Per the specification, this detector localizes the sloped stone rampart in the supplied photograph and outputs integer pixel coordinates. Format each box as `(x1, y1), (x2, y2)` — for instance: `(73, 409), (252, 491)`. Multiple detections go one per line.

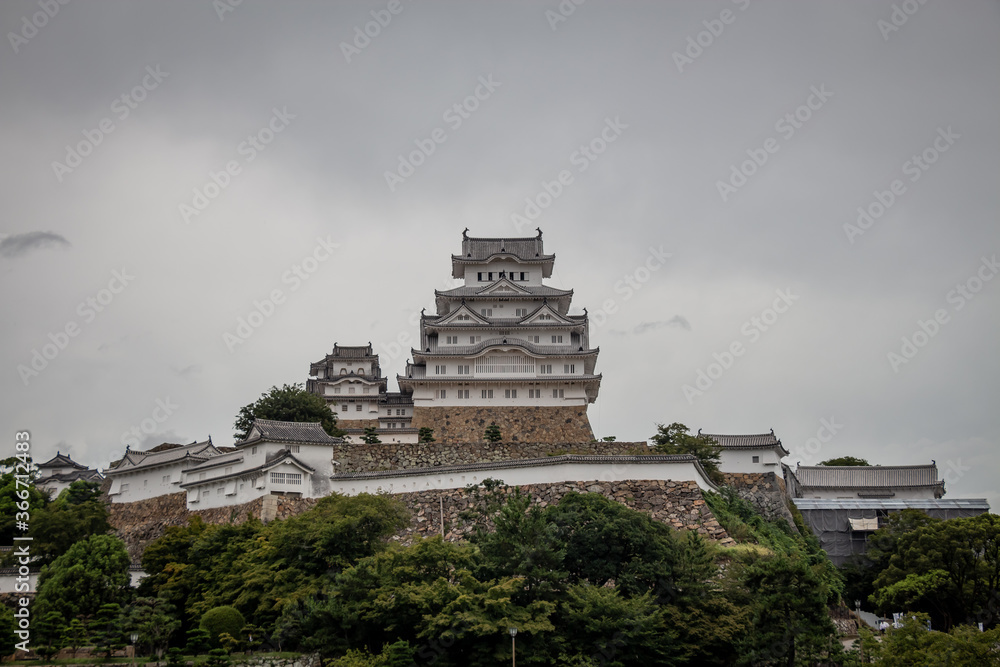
(410, 405), (595, 443)
(720, 471), (796, 527)
(332, 440), (646, 472)
(108, 479), (731, 557)
(393, 479), (733, 545)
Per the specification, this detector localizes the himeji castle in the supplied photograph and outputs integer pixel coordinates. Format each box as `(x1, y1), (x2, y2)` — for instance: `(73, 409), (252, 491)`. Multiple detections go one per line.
(308, 229), (602, 443)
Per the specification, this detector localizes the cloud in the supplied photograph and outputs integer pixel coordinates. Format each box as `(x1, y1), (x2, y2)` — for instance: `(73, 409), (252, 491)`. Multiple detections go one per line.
(610, 316), (691, 336)
(0, 231), (71, 258)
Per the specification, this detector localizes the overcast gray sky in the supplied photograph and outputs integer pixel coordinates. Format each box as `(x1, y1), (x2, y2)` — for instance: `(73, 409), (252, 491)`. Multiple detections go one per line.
(2, 0), (997, 509)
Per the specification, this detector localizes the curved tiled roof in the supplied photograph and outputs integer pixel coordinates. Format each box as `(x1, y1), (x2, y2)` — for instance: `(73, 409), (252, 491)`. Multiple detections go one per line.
(453, 230), (551, 263)
(795, 464), (942, 489)
(699, 431), (789, 457)
(38, 452), (87, 470)
(238, 419), (345, 446)
(414, 337), (598, 358)
(108, 441), (218, 475)
(436, 284), (572, 299)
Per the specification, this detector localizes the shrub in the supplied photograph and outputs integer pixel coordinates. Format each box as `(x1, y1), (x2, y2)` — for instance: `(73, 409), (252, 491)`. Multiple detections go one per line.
(199, 606), (245, 648)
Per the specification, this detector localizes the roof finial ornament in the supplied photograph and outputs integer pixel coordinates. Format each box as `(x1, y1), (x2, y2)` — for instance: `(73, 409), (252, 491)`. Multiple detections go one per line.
(536, 227), (542, 238)
(770, 428), (774, 435)
(462, 227), (469, 239)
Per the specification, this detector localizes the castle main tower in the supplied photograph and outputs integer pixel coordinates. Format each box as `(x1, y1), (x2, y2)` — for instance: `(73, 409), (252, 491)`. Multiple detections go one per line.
(398, 229), (601, 443)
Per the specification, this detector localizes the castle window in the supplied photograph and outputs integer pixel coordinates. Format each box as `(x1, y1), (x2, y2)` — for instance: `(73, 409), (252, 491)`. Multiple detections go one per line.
(446, 335), (458, 344)
(481, 308), (493, 317)
(515, 308), (527, 317)
(478, 272), (484, 281)
(505, 389), (517, 399)
(387, 409), (392, 415)
(752, 456), (760, 463)
(531, 335), (540, 343)
(342, 405), (348, 412)
(519, 272), (526, 281)
(356, 404), (362, 411)
(349, 386), (356, 394)
(564, 364), (575, 374)
(334, 387), (341, 394)
(539, 364), (552, 374)
(488, 272), (493, 280)
(435, 365), (446, 375)
(482, 389), (493, 399)
(458, 389), (470, 399)
(252, 446), (258, 455)
(290, 445), (300, 453)
(457, 365), (470, 374)
(551, 335), (563, 343)
(162, 474), (170, 483)
(438, 389), (447, 398)
(552, 389), (564, 398)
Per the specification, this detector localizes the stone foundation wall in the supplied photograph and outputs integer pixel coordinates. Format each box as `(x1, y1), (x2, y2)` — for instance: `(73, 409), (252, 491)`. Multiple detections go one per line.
(107, 493), (269, 560)
(108, 478), (731, 558)
(331, 440), (646, 473)
(393, 479), (732, 545)
(410, 405), (595, 443)
(720, 472), (796, 527)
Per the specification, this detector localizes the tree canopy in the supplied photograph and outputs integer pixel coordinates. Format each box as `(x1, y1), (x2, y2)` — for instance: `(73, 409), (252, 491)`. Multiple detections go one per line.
(650, 423), (722, 483)
(818, 456), (871, 466)
(234, 383), (344, 440)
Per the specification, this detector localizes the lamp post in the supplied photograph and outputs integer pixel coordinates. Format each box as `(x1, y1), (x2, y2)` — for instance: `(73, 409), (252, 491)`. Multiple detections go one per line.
(509, 627), (517, 667)
(130, 632), (138, 667)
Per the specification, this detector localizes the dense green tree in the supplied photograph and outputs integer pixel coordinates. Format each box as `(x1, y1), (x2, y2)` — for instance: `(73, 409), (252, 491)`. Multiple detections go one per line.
(818, 456), (871, 466)
(650, 423), (722, 483)
(61, 617), (89, 658)
(33, 534), (131, 643)
(0, 456), (48, 549)
(128, 597), (181, 658)
(873, 512), (1000, 629)
(0, 605), (16, 657)
(362, 426), (382, 444)
(483, 422), (502, 443)
(92, 603), (126, 659)
(417, 427), (435, 443)
(233, 383), (344, 440)
(735, 553), (840, 667)
(471, 489), (566, 598)
(543, 492), (695, 598)
(185, 627), (213, 655)
(199, 606), (245, 648)
(852, 613), (1000, 666)
(29, 480), (111, 566)
(33, 611), (65, 660)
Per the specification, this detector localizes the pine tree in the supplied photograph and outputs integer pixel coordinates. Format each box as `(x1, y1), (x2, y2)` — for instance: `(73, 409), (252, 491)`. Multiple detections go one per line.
(362, 427), (382, 444)
(418, 427), (435, 443)
(484, 422), (502, 443)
